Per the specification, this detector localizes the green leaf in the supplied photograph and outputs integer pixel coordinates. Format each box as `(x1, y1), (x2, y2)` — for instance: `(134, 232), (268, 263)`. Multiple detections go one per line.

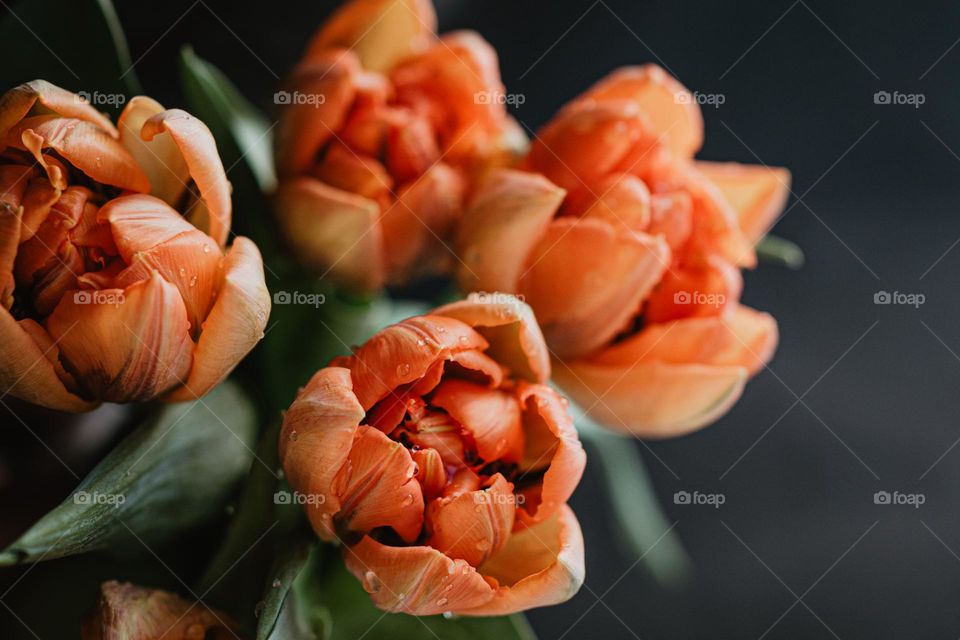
(577, 417), (693, 589)
(260, 539), (327, 640)
(0, 0), (140, 99)
(756, 234), (805, 269)
(0, 381), (258, 566)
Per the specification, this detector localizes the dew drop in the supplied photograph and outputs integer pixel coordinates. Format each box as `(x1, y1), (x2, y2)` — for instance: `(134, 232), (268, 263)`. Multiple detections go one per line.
(178, 267), (186, 276)
(403, 493), (415, 506)
(436, 597), (449, 607)
(362, 570), (381, 594)
(397, 363), (411, 376)
(189, 275), (198, 287)
(417, 339), (426, 347)
(272, 579), (282, 588)
(202, 244), (211, 253)
(458, 335), (469, 344)
(475, 540), (490, 551)
(289, 430), (299, 442)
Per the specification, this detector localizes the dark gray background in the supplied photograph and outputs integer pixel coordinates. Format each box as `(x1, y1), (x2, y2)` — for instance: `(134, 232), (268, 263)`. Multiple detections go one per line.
(7, 1), (960, 638)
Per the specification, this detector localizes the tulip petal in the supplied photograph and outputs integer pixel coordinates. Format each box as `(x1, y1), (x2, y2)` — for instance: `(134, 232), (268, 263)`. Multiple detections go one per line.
(643, 253), (743, 324)
(553, 357), (747, 438)
(431, 380), (524, 463)
(426, 473), (516, 566)
(275, 52), (360, 177)
(0, 80), (117, 140)
(10, 116), (149, 192)
(45, 272), (194, 403)
(343, 536), (495, 615)
(0, 309), (93, 411)
(432, 292), (551, 384)
(462, 505), (585, 616)
(279, 367), (364, 541)
(514, 384), (585, 526)
(338, 314), (487, 410)
(0, 201), (19, 308)
(694, 161), (791, 244)
(568, 173), (651, 232)
(141, 109), (231, 248)
(518, 217), (670, 360)
(274, 177), (384, 293)
(380, 163), (465, 284)
(118, 96), (190, 206)
(336, 425), (424, 542)
(594, 304), (777, 376)
(165, 237), (270, 401)
(577, 64), (704, 159)
(305, 0), (437, 73)
(455, 169), (564, 293)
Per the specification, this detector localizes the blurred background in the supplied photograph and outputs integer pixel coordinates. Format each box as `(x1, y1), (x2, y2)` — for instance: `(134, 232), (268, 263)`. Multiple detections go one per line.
(5, 0), (960, 638)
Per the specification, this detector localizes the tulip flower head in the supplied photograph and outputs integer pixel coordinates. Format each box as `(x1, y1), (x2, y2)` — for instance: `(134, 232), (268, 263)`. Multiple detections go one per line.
(273, 0), (526, 293)
(280, 294), (586, 615)
(0, 81), (270, 411)
(456, 65), (789, 437)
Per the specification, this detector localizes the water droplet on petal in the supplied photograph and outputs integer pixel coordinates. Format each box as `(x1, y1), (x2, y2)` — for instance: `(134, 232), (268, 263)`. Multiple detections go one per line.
(189, 275), (198, 287)
(403, 493), (415, 506)
(397, 363), (411, 377)
(362, 571), (381, 594)
(202, 245), (211, 253)
(289, 430), (299, 441)
(417, 339), (426, 347)
(436, 597), (448, 607)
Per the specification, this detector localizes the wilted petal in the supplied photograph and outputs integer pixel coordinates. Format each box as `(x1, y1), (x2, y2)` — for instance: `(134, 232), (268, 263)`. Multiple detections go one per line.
(118, 96), (190, 206)
(514, 384), (585, 526)
(577, 64), (704, 159)
(338, 314), (487, 410)
(305, 0), (437, 73)
(694, 161), (791, 243)
(455, 169), (564, 294)
(141, 109), (231, 247)
(518, 217), (670, 360)
(336, 425), (424, 542)
(0, 308), (93, 411)
(166, 237), (270, 401)
(11, 116), (149, 192)
(426, 473), (516, 566)
(462, 505), (584, 616)
(275, 52), (360, 177)
(343, 536), (495, 615)
(431, 380), (524, 463)
(553, 357), (747, 438)
(45, 272), (194, 403)
(433, 292), (550, 383)
(280, 367), (364, 541)
(0, 80), (117, 140)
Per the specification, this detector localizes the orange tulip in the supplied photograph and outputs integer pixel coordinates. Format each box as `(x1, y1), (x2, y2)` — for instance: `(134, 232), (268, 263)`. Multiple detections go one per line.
(273, 0), (526, 293)
(279, 294), (585, 615)
(0, 81), (270, 412)
(456, 65), (789, 438)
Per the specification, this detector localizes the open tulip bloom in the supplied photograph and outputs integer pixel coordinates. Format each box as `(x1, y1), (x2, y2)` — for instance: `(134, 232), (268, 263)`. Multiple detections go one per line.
(456, 65), (790, 438)
(272, 0), (526, 293)
(0, 81), (271, 411)
(280, 295), (586, 615)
